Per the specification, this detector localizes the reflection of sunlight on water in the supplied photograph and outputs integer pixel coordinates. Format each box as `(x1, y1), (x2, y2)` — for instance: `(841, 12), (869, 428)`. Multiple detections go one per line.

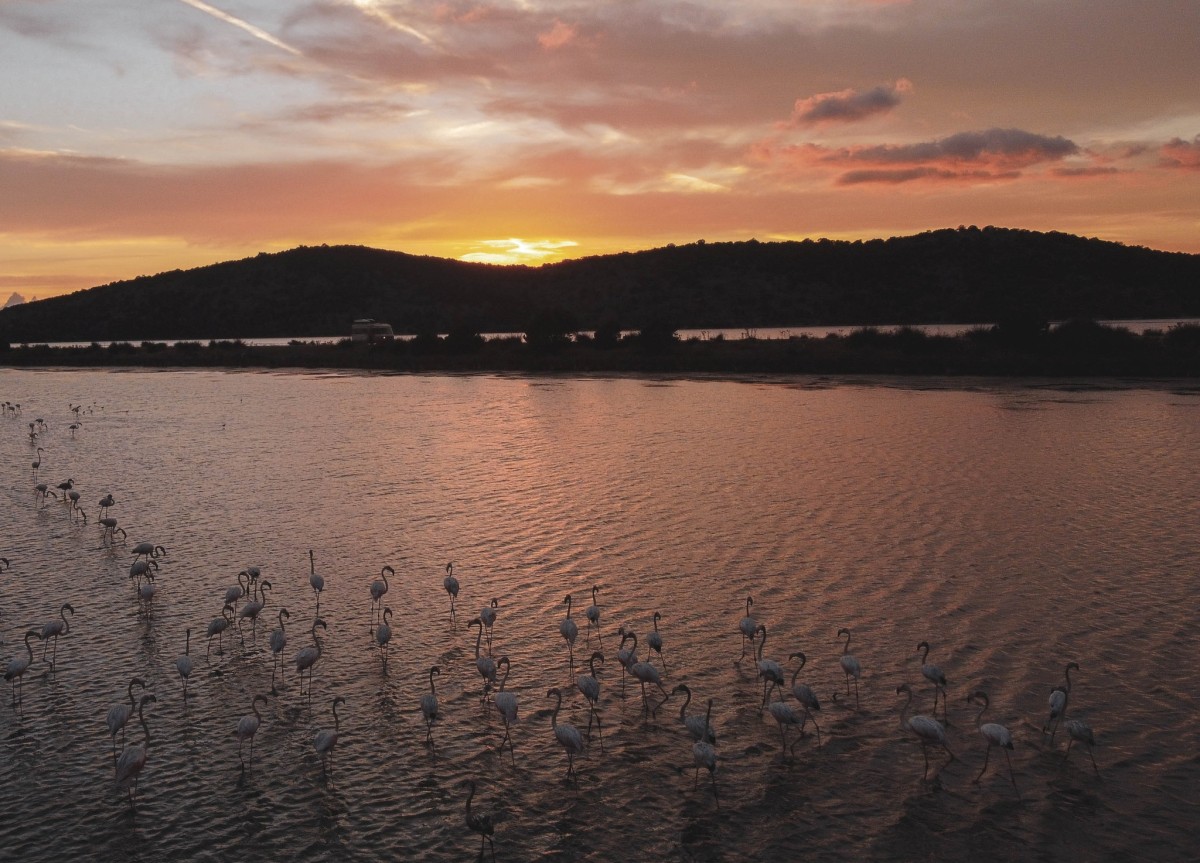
(1, 369), (1198, 861)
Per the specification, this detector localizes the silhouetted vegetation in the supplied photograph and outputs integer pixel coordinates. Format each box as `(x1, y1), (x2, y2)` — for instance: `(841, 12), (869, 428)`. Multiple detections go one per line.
(3, 321), (1200, 377)
(2, 227), (1198, 344)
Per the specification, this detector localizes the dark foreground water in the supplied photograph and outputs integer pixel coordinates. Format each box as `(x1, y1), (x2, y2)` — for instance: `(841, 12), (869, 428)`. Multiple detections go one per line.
(1, 368), (1198, 861)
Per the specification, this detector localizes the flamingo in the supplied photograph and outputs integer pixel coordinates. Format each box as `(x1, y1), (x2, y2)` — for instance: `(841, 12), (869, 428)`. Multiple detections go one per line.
(375, 607), (393, 664)
(738, 596), (757, 660)
(105, 677), (147, 753)
(98, 493), (115, 517)
(766, 698), (805, 759)
(31, 447), (43, 478)
(546, 687), (585, 779)
(294, 618), (327, 697)
(369, 565), (392, 628)
(131, 542), (166, 562)
(0, 558), (9, 572)
(35, 483), (56, 507)
(225, 570), (249, 606)
(206, 603), (234, 658)
(1064, 718), (1099, 775)
(137, 570), (157, 606)
(576, 651), (605, 748)
(787, 652), (822, 745)
(836, 627), (862, 708)
(461, 779), (496, 862)
(585, 585), (602, 646)
(616, 628), (638, 696)
(237, 579), (271, 643)
(916, 641), (949, 721)
(648, 611), (667, 672)
(896, 683), (954, 780)
(176, 629), (194, 696)
(269, 610), (289, 692)
(38, 602), (74, 669)
(308, 550), (325, 616)
(115, 693), (156, 806)
(420, 666), (440, 745)
(1043, 661), (1079, 742)
(469, 617), (498, 702)
(755, 624), (785, 709)
(444, 562), (460, 624)
(630, 655), (669, 715)
(314, 695), (345, 776)
(966, 690), (1018, 790)
(5, 630), (41, 704)
(480, 598), (499, 654)
(691, 699), (718, 801)
(237, 694), (269, 768)
(100, 518), (125, 544)
(493, 656), (519, 765)
(672, 683), (717, 744)
(560, 594), (579, 666)
(130, 558), (158, 587)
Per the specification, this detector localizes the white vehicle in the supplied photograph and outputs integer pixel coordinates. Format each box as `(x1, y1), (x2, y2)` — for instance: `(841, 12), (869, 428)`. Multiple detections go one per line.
(350, 319), (395, 343)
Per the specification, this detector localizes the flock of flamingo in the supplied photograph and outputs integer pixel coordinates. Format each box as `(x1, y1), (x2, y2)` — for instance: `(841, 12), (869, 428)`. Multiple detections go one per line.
(3, 397), (1100, 860)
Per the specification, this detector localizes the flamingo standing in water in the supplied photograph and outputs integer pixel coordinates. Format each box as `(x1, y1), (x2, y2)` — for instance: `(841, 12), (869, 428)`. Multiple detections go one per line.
(105, 677), (146, 753)
(237, 579), (271, 644)
(176, 629), (194, 696)
(576, 651), (605, 749)
(559, 594), (579, 667)
(493, 656), (519, 765)
(314, 696), (345, 777)
(755, 625), (786, 709)
(647, 611), (667, 672)
(269, 610), (289, 692)
(469, 618), (498, 702)
(836, 627), (863, 708)
(236, 694), (269, 768)
(375, 608), (393, 665)
(672, 684), (717, 745)
(585, 585), (602, 646)
(738, 596), (757, 660)
(616, 628), (638, 696)
(444, 562), (460, 624)
(294, 618), (327, 697)
(420, 666), (440, 745)
(630, 654), (669, 716)
(966, 690), (1018, 791)
(207, 603), (234, 658)
(39, 602), (74, 669)
(788, 652), (822, 745)
(369, 565), (392, 629)
(546, 687), (585, 779)
(916, 641), (949, 721)
(115, 694), (156, 807)
(1043, 661), (1079, 742)
(480, 598), (499, 654)
(1064, 717), (1100, 775)
(896, 683), (954, 780)
(461, 779), (496, 862)
(690, 699), (718, 802)
(31, 447), (44, 479)
(308, 550), (325, 616)
(5, 630), (42, 705)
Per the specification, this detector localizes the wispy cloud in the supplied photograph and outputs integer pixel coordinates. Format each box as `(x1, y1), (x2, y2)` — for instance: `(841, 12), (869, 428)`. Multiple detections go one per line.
(1161, 135), (1200, 170)
(178, 0), (301, 55)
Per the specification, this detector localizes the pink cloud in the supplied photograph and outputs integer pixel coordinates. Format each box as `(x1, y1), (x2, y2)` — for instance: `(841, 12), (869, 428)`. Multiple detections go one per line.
(1161, 135), (1200, 170)
(538, 20), (577, 50)
(787, 79), (912, 127)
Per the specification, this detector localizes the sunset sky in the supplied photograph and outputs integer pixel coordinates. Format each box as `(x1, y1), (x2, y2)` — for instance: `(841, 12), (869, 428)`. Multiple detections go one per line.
(2, 0), (1198, 301)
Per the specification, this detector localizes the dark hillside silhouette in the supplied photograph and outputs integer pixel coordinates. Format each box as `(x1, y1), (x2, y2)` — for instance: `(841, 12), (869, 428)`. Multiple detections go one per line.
(2, 227), (1198, 342)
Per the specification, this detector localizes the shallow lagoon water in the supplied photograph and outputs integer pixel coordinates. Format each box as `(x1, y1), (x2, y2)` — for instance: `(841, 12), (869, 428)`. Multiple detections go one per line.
(1, 368), (1198, 861)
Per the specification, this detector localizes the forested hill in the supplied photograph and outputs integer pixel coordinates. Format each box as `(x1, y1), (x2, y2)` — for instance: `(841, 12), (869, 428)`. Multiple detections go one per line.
(3, 227), (1200, 342)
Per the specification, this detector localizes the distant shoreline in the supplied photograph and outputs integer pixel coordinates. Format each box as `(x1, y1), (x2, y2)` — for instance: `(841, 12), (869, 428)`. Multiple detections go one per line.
(4, 320), (1200, 377)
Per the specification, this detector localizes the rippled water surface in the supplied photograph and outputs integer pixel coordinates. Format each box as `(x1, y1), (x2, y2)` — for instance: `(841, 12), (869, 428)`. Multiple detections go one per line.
(1, 368), (1198, 861)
